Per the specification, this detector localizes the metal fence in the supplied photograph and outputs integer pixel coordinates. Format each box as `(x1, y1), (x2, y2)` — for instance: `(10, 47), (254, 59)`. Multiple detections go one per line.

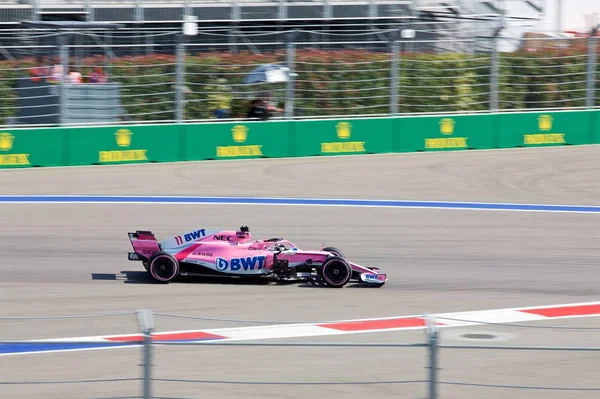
(1, 309), (600, 399)
(0, 28), (598, 127)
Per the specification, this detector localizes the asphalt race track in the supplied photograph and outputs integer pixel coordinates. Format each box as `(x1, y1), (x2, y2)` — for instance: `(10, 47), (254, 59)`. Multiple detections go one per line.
(1, 145), (600, 399)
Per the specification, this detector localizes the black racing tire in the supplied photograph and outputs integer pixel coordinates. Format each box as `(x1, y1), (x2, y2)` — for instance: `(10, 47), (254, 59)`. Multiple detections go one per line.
(321, 256), (352, 288)
(320, 247), (346, 281)
(323, 246), (345, 258)
(147, 252), (179, 283)
(324, 247), (359, 281)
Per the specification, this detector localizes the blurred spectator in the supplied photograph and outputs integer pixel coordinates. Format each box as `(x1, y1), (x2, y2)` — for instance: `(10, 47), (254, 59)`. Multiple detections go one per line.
(69, 70), (83, 84)
(28, 56), (50, 82)
(214, 107), (230, 119)
(206, 78), (232, 119)
(247, 99), (271, 120)
(247, 91), (283, 120)
(88, 66), (108, 84)
(260, 91), (283, 115)
(264, 99), (283, 115)
(48, 57), (64, 84)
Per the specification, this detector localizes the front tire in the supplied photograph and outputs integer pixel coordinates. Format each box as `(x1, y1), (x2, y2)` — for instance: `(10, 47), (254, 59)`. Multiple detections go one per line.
(323, 246), (344, 258)
(147, 252), (179, 283)
(323, 246), (368, 282)
(321, 256), (352, 288)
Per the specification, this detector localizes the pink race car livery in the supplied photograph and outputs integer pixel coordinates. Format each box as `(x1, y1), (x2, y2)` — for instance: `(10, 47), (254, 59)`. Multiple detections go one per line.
(128, 226), (387, 288)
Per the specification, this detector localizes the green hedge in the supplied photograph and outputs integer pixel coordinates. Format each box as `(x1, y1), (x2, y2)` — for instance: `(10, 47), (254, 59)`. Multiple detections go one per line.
(0, 60), (21, 125)
(1, 48), (597, 125)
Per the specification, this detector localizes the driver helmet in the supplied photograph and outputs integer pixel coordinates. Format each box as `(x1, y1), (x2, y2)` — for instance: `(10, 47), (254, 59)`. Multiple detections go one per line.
(236, 226), (251, 243)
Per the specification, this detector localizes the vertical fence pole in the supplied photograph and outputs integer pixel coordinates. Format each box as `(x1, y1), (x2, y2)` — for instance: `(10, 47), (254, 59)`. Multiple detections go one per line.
(285, 32), (296, 119)
(142, 327), (153, 399)
(146, 32), (154, 55)
(85, 0), (94, 22)
(230, 0), (240, 54)
(59, 35), (69, 126)
(490, 33), (500, 112)
(586, 28), (598, 108)
(135, 0), (143, 24)
(105, 33), (112, 77)
(137, 309), (154, 399)
(278, 0), (286, 20)
(176, 34), (185, 123)
(426, 315), (439, 399)
(390, 39), (399, 115)
(32, 0), (39, 20)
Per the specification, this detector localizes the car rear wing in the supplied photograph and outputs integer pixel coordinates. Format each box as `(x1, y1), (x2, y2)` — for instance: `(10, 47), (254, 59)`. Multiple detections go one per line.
(128, 230), (160, 261)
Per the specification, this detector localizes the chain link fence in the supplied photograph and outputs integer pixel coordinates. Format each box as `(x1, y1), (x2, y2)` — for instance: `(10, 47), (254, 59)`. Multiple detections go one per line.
(1, 310), (600, 399)
(0, 28), (598, 127)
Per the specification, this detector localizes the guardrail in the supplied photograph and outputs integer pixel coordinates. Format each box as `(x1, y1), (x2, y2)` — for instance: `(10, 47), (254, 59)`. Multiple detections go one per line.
(2, 309), (600, 399)
(0, 109), (598, 168)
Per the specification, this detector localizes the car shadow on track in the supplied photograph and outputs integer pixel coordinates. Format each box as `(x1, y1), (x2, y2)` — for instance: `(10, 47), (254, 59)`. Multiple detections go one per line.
(92, 271), (278, 286)
(90, 272), (374, 288)
(297, 282), (377, 289)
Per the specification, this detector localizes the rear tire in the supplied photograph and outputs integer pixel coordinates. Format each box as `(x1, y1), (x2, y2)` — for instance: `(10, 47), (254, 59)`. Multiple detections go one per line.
(320, 256), (352, 288)
(147, 252), (179, 283)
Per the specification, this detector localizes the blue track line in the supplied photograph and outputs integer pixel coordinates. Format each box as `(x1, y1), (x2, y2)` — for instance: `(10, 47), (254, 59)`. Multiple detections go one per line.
(0, 195), (599, 214)
(0, 337), (224, 356)
(0, 342), (139, 356)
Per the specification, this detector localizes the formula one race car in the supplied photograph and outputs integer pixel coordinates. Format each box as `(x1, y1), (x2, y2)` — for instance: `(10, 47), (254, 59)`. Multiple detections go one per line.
(127, 226), (387, 288)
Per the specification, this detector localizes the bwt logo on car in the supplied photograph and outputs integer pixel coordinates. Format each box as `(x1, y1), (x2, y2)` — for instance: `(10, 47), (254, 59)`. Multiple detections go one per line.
(184, 229), (206, 242)
(175, 229), (207, 245)
(216, 256), (266, 272)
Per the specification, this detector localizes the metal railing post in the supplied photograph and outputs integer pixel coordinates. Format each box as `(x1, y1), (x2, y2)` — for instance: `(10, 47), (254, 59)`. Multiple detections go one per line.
(105, 33), (112, 77)
(230, 0), (240, 54)
(390, 39), (399, 115)
(137, 309), (154, 399)
(490, 34), (500, 112)
(85, 0), (94, 22)
(135, 0), (144, 23)
(59, 35), (69, 126)
(586, 28), (598, 108)
(32, 0), (39, 21)
(278, 0), (287, 20)
(176, 35), (185, 122)
(285, 32), (296, 119)
(426, 315), (439, 399)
